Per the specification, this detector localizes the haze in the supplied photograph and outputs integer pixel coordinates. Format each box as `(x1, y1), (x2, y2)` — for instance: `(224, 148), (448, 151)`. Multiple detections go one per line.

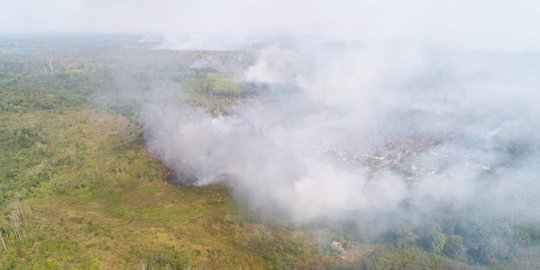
(1, 0), (540, 51)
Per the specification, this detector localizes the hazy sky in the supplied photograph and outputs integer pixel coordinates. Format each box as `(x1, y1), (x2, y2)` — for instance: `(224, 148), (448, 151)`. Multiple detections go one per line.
(1, 0), (539, 51)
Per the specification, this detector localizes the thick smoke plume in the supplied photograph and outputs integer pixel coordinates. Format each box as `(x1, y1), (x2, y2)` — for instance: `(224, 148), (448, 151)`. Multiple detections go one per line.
(141, 42), (540, 237)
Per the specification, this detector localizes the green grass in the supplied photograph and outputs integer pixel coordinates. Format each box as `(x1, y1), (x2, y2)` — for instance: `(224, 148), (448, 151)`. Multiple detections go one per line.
(205, 73), (247, 96)
(0, 44), (335, 268)
(0, 107), (341, 269)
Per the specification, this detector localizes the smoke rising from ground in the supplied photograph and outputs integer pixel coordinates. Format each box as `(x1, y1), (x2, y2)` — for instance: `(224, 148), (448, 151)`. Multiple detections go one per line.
(141, 42), (540, 238)
(4, 0), (540, 264)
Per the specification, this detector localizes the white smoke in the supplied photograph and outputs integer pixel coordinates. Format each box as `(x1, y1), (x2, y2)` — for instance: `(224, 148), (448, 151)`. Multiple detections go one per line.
(141, 41), (540, 233)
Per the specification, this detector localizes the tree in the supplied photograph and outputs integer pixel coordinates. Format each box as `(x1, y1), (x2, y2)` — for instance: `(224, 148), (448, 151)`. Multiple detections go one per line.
(443, 235), (467, 261)
(420, 224), (447, 255)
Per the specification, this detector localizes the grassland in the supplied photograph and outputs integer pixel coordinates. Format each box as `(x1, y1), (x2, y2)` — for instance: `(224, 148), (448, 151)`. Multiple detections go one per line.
(0, 37), (346, 269)
(1, 96), (344, 269)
